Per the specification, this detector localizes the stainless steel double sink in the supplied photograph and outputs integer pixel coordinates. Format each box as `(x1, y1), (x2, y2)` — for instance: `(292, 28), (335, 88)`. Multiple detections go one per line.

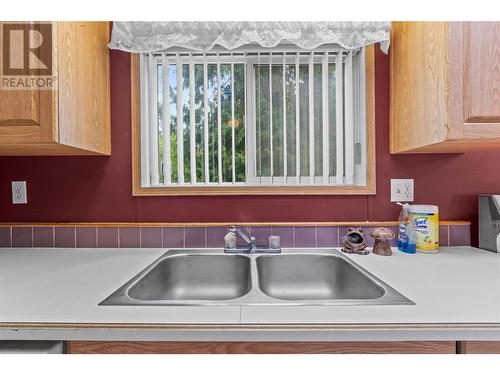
(100, 248), (413, 306)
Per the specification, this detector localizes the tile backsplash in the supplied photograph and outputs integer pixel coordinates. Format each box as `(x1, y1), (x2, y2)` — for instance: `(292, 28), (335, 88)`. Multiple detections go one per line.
(0, 223), (470, 249)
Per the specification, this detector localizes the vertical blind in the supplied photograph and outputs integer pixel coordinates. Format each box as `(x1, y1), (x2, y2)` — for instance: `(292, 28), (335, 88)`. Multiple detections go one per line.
(139, 47), (366, 187)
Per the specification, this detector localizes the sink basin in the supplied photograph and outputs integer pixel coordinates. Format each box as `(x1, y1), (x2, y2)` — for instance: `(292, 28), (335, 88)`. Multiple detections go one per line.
(100, 248), (413, 306)
(101, 253), (251, 304)
(256, 254), (384, 300)
(128, 254), (251, 301)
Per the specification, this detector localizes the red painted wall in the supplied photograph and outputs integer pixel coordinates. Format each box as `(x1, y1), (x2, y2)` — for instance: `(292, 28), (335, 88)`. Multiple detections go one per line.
(1, 48), (499, 243)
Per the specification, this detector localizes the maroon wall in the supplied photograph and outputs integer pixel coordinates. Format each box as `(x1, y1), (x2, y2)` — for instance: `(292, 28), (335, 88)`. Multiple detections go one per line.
(1, 48), (499, 243)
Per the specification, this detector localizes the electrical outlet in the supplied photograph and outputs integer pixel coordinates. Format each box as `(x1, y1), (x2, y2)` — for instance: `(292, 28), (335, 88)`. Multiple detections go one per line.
(12, 181), (27, 204)
(390, 179), (414, 202)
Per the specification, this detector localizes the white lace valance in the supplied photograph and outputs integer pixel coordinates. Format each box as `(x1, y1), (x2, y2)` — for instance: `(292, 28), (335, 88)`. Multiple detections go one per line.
(109, 21), (391, 54)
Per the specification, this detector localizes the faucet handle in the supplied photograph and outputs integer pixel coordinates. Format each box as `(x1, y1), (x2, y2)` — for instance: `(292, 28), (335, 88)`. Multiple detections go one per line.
(224, 232), (237, 249)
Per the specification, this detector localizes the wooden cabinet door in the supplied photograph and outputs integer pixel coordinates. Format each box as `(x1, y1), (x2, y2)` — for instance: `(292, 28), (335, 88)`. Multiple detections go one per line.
(389, 22), (450, 153)
(448, 21), (500, 142)
(0, 22), (57, 144)
(0, 21), (110, 155)
(391, 21), (500, 152)
(55, 22), (110, 153)
(463, 22), (500, 124)
(0, 89), (56, 144)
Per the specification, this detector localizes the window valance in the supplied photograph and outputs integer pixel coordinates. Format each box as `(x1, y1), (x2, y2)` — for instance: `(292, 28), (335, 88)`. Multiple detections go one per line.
(108, 21), (391, 54)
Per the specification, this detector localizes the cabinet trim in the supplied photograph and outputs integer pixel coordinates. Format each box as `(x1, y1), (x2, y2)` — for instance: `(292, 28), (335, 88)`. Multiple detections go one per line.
(68, 340), (456, 354)
(457, 341), (500, 354)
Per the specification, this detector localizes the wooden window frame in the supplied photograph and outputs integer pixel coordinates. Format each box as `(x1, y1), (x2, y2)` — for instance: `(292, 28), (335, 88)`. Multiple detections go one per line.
(130, 46), (376, 196)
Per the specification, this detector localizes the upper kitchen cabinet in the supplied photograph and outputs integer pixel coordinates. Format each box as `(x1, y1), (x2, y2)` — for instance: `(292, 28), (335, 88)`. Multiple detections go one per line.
(390, 22), (500, 153)
(0, 22), (110, 155)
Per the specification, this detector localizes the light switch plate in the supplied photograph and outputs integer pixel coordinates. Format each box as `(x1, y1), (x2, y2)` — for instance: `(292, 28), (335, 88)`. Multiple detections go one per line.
(390, 179), (414, 202)
(12, 181), (27, 204)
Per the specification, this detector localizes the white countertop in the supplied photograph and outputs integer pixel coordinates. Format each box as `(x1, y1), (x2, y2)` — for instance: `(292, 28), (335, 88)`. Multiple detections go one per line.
(1, 246), (500, 341)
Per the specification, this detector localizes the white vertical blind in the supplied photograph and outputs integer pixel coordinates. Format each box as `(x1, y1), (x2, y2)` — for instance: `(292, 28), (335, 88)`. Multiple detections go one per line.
(216, 54), (222, 184)
(335, 52), (344, 185)
(139, 53), (151, 187)
(269, 52), (274, 181)
(161, 53), (171, 185)
(231, 54), (236, 183)
(282, 53), (287, 181)
(148, 54), (160, 186)
(140, 48), (366, 188)
(257, 52), (261, 184)
(344, 51), (354, 185)
(308, 52), (314, 183)
(189, 56), (196, 184)
(203, 55), (209, 184)
(321, 51), (329, 183)
(176, 53), (184, 185)
(356, 47), (367, 186)
(244, 53), (249, 182)
(295, 52), (300, 181)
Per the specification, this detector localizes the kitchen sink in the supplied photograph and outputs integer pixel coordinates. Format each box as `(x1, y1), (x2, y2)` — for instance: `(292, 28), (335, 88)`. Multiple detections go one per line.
(100, 248), (413, 306)
(128, 254), (252, 301)
(256, 254), (384, 300)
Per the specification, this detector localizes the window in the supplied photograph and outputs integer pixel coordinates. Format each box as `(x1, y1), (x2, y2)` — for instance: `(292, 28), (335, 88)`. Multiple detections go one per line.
(133, 46), (375, 195)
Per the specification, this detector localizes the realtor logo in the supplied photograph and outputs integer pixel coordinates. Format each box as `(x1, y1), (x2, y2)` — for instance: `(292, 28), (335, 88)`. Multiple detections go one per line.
(1, 22), (55, 90)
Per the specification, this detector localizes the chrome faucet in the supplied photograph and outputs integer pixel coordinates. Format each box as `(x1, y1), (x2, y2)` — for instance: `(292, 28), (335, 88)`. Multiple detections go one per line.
(230, 226), (256, 249)
(224, 226), (281, 254)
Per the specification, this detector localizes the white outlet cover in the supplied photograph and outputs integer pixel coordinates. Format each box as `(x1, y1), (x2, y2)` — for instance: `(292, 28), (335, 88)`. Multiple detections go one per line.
(390, 179), (414, 202)
(12, 181), (27, 204)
